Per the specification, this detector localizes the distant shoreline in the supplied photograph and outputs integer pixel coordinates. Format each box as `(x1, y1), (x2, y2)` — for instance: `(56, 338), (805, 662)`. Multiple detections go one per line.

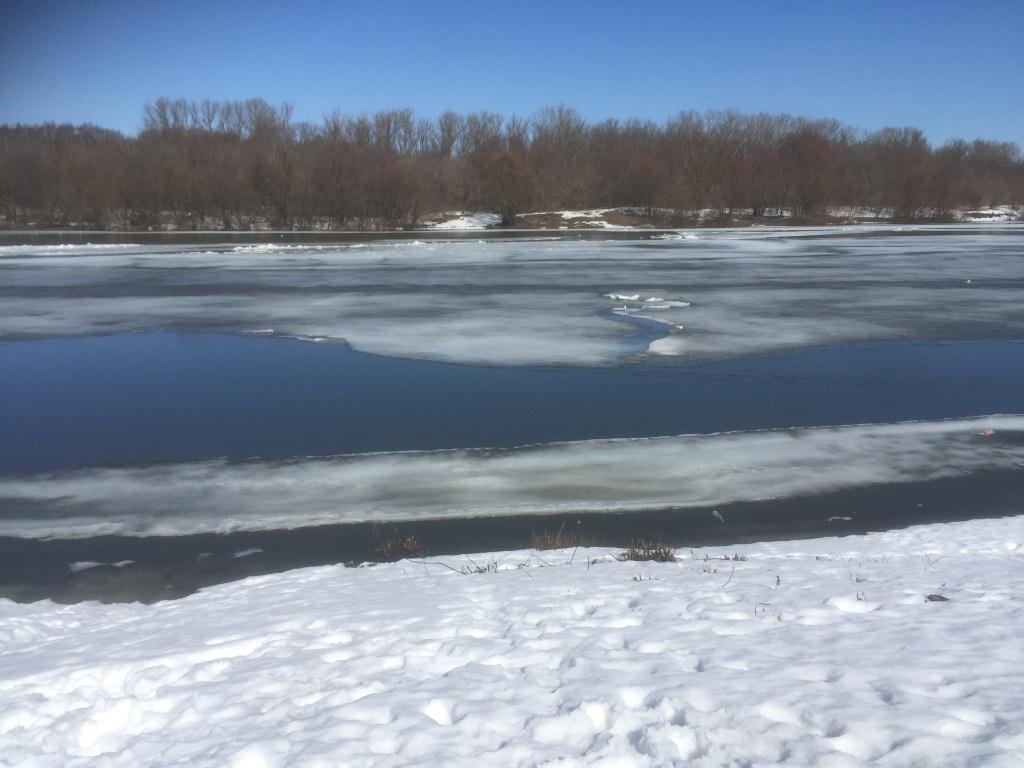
(2, 203), (1021, 236)
(2, 219), (1022, 247)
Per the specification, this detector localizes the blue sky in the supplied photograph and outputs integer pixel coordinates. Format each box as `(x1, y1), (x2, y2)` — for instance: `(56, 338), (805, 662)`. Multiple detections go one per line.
(1, 0), (1021, 146)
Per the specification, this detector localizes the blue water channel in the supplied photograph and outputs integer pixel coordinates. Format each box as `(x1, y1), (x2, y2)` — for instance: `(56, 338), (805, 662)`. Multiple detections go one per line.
(2, 332), (1023, 475)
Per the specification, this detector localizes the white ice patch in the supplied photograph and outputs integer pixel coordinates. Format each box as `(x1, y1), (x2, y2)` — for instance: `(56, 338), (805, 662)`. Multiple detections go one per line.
(67, 561), (103, 573)
(1, 416), (1021, 539)
(67, 560), (134, 573)
(0, 243), (144, 257)
(230, 244), (290, 253)
(646, 335), (687, 355)
(2, 515), (1023, 766)
(639, 300), (690, 310)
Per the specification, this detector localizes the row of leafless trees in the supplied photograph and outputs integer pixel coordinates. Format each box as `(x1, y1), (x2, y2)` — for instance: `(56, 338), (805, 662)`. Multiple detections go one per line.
(1, 99), (1021, 229)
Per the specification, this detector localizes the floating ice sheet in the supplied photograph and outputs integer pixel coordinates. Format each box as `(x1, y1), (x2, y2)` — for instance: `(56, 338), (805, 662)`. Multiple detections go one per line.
(1, 416), (1021, 539)
(2, 227), (1024, 366)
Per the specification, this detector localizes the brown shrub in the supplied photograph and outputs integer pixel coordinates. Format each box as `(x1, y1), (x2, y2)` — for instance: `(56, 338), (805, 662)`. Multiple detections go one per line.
(530, 523), (595, 551)
(615, 539), (677, 563)
(371, 527), (425, 560)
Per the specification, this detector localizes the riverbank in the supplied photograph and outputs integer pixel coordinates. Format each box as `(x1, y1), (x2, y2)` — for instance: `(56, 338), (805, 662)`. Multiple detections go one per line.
(2, 468), (1020, 604)
(2, 205), (1020, 234)
(2, 513), (1021, 765)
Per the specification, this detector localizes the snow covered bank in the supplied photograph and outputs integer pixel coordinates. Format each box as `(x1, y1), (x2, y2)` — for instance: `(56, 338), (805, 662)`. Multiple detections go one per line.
(958, 206), (1022, 223)
(1, 229), (1022, 366)
(1, 415), (1020, 539)
(1, 515), (1021, 766)
(427, 211), (502, 229)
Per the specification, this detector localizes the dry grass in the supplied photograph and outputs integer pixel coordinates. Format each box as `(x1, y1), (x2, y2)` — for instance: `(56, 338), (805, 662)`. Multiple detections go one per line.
(615, 539), (677, 563)
(530, 523), (595, 551)
(371, 527), (425, 560)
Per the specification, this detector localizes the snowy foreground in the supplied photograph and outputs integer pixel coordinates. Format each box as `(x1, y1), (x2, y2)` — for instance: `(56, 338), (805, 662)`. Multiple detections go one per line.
(2, 516), (1022, 767)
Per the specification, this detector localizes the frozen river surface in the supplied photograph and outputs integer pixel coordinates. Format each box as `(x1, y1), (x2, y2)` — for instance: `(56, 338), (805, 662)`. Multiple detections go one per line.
(2, 227), (1023, 365)
(0, 227), (1022, 544)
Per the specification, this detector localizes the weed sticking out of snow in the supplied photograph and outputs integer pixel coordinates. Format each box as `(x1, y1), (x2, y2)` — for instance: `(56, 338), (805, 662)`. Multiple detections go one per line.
(615, 539), (677, 562)
(415, 555), (512, 575)
(371, 526), (425, 560)
(530, 522), (595, 551)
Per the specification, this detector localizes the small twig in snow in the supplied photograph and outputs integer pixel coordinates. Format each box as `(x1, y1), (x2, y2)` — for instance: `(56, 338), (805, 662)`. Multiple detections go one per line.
(720, 566), (735, 588)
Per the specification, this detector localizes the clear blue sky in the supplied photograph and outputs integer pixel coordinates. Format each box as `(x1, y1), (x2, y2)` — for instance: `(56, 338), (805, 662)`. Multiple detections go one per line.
(1, 0), (1021, 147)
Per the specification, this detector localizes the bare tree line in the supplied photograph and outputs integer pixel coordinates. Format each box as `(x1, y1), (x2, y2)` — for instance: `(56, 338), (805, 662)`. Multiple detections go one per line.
(1, 98), (1021, 229)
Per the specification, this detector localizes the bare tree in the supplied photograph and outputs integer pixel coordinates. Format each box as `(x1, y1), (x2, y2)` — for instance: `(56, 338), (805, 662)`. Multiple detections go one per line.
(2, 101), (1021, 231)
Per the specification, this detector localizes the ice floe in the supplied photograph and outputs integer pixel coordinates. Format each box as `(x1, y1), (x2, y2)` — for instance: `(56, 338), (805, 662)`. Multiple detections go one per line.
(0, 415), (1021, 539)
(67, 560), (134, 573)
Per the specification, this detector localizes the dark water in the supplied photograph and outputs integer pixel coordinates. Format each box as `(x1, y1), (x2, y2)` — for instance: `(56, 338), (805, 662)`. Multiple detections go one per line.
(4, 470), (1021, 604)
(2, 331), (1023, 475)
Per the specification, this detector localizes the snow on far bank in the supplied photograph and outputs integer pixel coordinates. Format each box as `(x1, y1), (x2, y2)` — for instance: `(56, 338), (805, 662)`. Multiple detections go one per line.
(560, 208), (613, 219)
(1, 515), (1022, 766)
(1, 415), (1021, 539)
(517, 208), (642, 228)
(428, 211), (502, 229)
(958, 206), (1022, 223)
(544, 205), (1022, 225)
(554, 209), (631, 228)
